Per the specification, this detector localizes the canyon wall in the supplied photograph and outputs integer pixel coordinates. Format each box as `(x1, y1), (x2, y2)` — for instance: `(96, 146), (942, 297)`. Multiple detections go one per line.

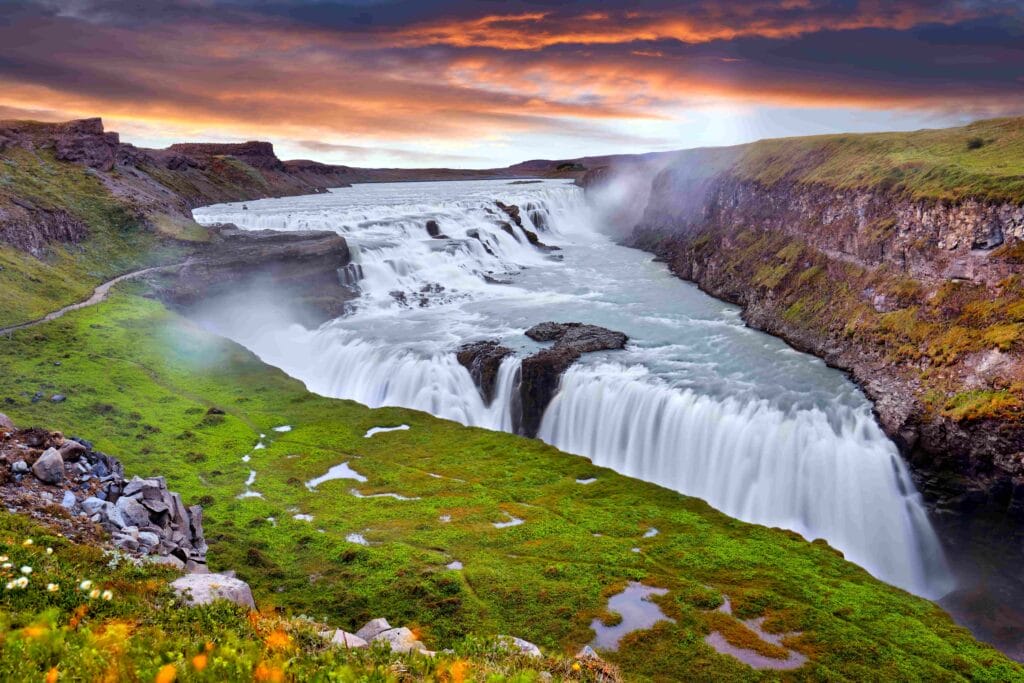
(584, 121), (1024, 559)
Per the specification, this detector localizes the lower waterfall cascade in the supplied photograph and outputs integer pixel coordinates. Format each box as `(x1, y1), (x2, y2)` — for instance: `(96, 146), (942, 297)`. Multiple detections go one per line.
(192, 179), (954, 599)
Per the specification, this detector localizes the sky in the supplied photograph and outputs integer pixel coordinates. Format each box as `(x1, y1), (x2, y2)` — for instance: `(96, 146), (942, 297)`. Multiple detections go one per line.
(1, 0), (1023, 168)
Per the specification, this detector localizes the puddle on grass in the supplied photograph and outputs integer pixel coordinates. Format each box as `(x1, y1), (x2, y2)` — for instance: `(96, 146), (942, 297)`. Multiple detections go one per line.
(306, 462), (368, 490)
(364, 425), (410, 438)
(576, 477), (598, 485)
(273, 425), (292, 432)
(644, 528), (659, 538)
(237, 469), (263, 499)
(350, 489), (420, 501)
(590, 582), (674, 651)
(493, 512), (524, 528)
(704, 596), (807, 670)
(346, 533), (369, 546)
(439, 514), (451, 523)
(293, 514), (314, 522)
(446, 560), (463, 570)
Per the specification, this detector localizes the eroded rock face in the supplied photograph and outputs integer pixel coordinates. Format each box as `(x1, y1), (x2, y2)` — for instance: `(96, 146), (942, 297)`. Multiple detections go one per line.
(456, 341), (513, 405)
(518, 323), (628, 437)
(156, 225), (355, 327)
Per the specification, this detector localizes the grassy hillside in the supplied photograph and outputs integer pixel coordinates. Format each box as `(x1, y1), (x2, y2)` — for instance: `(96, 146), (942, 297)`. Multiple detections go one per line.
(0, 290), (1019, 681)
(732, 117), (1024, 203)
(0, 146), (201, 327)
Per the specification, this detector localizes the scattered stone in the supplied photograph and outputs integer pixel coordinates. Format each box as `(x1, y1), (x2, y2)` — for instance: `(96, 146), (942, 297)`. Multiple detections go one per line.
(0, 413), (13, 431)
(61, 490), (77, 510)
(171, 573), (256, 610)
(12, 460), (28, 474)
(50, 394), (66, 403)
(150, 554), (185, 570)
(59, 440), (87, 461)
(322, 629), (369, 649)
(115, 495), (150, 528)
(577, 645), (601, 660)
(355, 618), (392, 642)
(498, 635), (543, 658)
(373, 627), (426, 653)
(31, 448), (64, 484)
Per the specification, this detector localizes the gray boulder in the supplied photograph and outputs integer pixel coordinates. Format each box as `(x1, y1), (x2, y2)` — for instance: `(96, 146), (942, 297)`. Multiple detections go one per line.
(0, 413), (13, 431)
(322, 629), (368, 649)
(170, 573), (256, 610)
(498, 635), (543, 658)
(31, 448), (64, 484)
(61, 490), (77, 510)
(115, 496), (151, 528)
(12, 460), (29, 474)
(81, 496), (106, 515)
(355, 618), (392, 642)
(373, 627), (426, 653)
(149, 554), (185, 570)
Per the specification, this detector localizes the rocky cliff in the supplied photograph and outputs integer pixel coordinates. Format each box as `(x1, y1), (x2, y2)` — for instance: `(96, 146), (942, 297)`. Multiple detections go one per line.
(585, 117), (1024, 564)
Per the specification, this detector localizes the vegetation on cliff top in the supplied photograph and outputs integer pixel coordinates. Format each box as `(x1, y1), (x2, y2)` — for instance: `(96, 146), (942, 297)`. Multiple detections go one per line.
(0, 290), (1019, 681)
(731, 117), (1024, 203)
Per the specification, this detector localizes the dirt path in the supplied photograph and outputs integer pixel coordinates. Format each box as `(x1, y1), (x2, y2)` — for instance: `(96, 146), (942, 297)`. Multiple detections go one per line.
(0, 263), (184, 336)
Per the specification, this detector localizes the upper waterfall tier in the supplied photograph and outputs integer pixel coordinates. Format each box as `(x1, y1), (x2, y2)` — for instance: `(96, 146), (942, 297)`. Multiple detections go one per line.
(192, 179), (954, 599)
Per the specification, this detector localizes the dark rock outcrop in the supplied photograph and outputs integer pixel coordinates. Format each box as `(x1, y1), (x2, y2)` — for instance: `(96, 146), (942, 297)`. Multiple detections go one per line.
(167, 141), (286, 171)
(156, 224), (355, 326)
(456, 341), (513, 405)
(518, 323), (628, 437)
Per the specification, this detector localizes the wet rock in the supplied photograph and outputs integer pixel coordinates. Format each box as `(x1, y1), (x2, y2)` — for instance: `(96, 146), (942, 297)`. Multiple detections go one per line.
(355, 618), (392, 641)
(31, 448), (64, 484)
(171, 573), (256, 610)
(425, 220), (448, 239)
(517, 322), (628, 437)
(496, 201), (523, 227)
(456, 341), (513, 405)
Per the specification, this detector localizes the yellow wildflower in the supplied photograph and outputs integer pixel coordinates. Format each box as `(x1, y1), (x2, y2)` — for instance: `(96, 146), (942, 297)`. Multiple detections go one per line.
(22, 539), (32, 547)
(191, 654), (207, 672)
(572, 661), (581, 672)
(264, 629), (292, 652)
(45, 667), (58, 683)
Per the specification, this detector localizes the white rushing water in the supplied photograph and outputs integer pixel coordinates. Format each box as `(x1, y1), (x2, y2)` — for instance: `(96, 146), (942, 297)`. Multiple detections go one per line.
(193, 179), (954, 598)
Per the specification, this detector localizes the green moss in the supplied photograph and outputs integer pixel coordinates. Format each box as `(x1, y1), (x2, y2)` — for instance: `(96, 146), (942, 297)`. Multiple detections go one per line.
(943, 390), (1024, 422)
(0, 292), (1018, 680)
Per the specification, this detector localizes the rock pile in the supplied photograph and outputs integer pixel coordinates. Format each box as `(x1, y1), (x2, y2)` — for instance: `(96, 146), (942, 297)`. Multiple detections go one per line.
(0, 414), (207, 571)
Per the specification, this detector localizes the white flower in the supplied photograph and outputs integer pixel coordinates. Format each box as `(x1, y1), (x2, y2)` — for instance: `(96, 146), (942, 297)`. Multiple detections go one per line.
(20, 566), (31, 575)
(101, 589), (113, 601)
(14, 577), (28, 588)
(21, 539), (32, 547)
(4, 580), (14, 590)
(45, 547), (53, 555)
(79, 580), (93, 591)
(0, 555), (8, 562)
(46, 583), (59, 593)
(1, 563), (11, 570)
(88, 589), (100, 599)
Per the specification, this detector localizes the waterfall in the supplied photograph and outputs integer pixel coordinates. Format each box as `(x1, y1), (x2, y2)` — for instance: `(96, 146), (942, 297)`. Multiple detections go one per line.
(192, 179), (954, 599)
